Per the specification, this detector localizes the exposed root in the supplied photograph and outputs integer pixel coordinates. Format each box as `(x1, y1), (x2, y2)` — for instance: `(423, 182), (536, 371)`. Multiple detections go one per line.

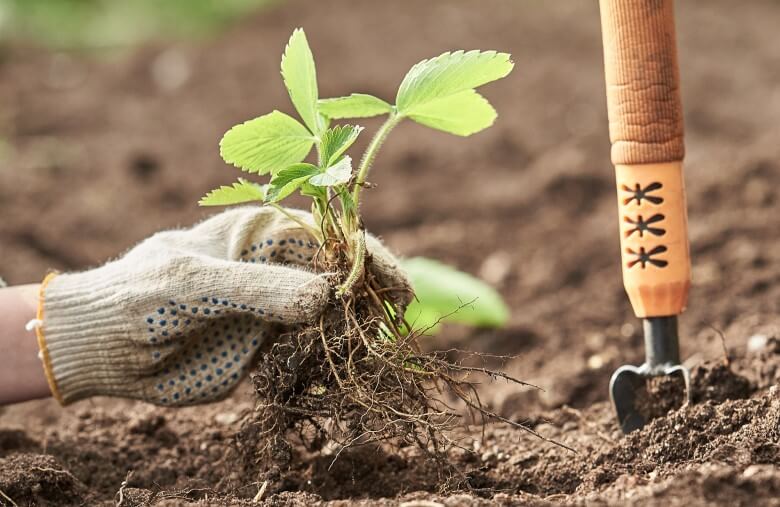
(0, 488), (18, 507)
(236, 253), (562, 492)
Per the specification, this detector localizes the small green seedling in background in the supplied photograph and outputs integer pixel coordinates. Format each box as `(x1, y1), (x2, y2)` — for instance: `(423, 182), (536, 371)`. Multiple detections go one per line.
(402, 258), (509, 333)
(201, 28), (512, 332)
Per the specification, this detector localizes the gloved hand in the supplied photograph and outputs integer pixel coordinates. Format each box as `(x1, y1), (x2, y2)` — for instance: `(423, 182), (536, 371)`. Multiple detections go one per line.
(35, 207), (411, 406)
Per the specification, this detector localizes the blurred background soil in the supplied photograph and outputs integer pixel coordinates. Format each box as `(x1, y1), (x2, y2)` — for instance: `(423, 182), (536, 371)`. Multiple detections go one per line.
(1, 0), (779, 505)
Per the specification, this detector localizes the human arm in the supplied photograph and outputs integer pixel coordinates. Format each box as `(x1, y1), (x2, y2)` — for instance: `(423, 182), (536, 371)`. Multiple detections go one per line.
(0, 284), (52, 404)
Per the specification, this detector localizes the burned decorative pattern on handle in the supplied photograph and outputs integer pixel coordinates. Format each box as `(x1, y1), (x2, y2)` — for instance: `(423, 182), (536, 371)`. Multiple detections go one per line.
(614, 162), (690, 318)
(621, 182), (668, 269)
(621, 182), (664, 206)
(624, 213), (666, 238)
(626, 245), (669, 269)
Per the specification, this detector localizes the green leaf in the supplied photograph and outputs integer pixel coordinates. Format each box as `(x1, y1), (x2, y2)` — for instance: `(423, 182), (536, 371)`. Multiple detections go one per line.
(318, 94), (393, 119)
(300, 181), (327, 200)
(281, 28), (320, 134)
(267, 176), (312, 203)
(309, 156), (352, 187)
(320, 125), (363, 166)
(198, 179), (267, 206)
(396, 50), (513, 113)
(267, 163), (319, 202)
(220, 111), (314, 175)
(401, 257), (509, 333)
(407, 89), (497, 136)
(270, 163), (319, 186)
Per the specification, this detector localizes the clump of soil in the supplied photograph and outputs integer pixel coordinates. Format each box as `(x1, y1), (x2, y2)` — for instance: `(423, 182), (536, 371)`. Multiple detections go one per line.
(632, 360), (753, 424)
(633, 374), (688, 423)
(0, 454), (87, 506)
(691, 361), (753, 403)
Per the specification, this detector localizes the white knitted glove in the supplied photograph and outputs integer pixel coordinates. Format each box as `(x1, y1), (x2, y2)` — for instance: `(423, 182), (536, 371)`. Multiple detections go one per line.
(35, 207), (411, 406)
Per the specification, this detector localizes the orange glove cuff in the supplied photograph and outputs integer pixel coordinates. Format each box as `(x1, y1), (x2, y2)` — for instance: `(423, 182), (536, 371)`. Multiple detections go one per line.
(35, 272), (64, 405)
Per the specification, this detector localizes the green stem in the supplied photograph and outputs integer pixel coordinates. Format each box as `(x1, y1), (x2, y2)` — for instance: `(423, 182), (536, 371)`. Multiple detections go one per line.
(351, 112), (402, 212)
(336, 230), (366, 296)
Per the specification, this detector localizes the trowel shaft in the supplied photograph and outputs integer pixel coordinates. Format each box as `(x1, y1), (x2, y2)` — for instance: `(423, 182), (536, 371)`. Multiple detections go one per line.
(642, 317), (681, 370)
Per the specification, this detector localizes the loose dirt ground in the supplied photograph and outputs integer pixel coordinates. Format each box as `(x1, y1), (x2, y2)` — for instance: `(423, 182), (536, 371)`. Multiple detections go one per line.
(1, 0), (779, 505)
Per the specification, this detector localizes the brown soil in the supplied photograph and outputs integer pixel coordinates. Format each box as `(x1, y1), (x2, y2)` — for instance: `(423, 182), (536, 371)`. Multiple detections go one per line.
(2, 0), (780, 505)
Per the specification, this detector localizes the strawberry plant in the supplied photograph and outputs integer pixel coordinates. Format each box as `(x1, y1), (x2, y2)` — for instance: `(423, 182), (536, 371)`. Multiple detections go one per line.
(201, 29), (542, 478)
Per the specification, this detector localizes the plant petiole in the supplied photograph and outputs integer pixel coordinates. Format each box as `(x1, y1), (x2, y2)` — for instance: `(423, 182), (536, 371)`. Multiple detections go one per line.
(351, 111), (402, 211)
(336, 230), (366, 296)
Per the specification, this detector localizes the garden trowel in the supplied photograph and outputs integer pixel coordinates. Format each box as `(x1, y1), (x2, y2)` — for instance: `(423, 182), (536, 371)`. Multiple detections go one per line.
(599, 0), (692, 433)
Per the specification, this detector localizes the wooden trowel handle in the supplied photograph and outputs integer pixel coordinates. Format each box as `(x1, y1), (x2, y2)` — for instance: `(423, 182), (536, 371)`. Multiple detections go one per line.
(599, 0), (684, 165)
(599, 0), (691, 318)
